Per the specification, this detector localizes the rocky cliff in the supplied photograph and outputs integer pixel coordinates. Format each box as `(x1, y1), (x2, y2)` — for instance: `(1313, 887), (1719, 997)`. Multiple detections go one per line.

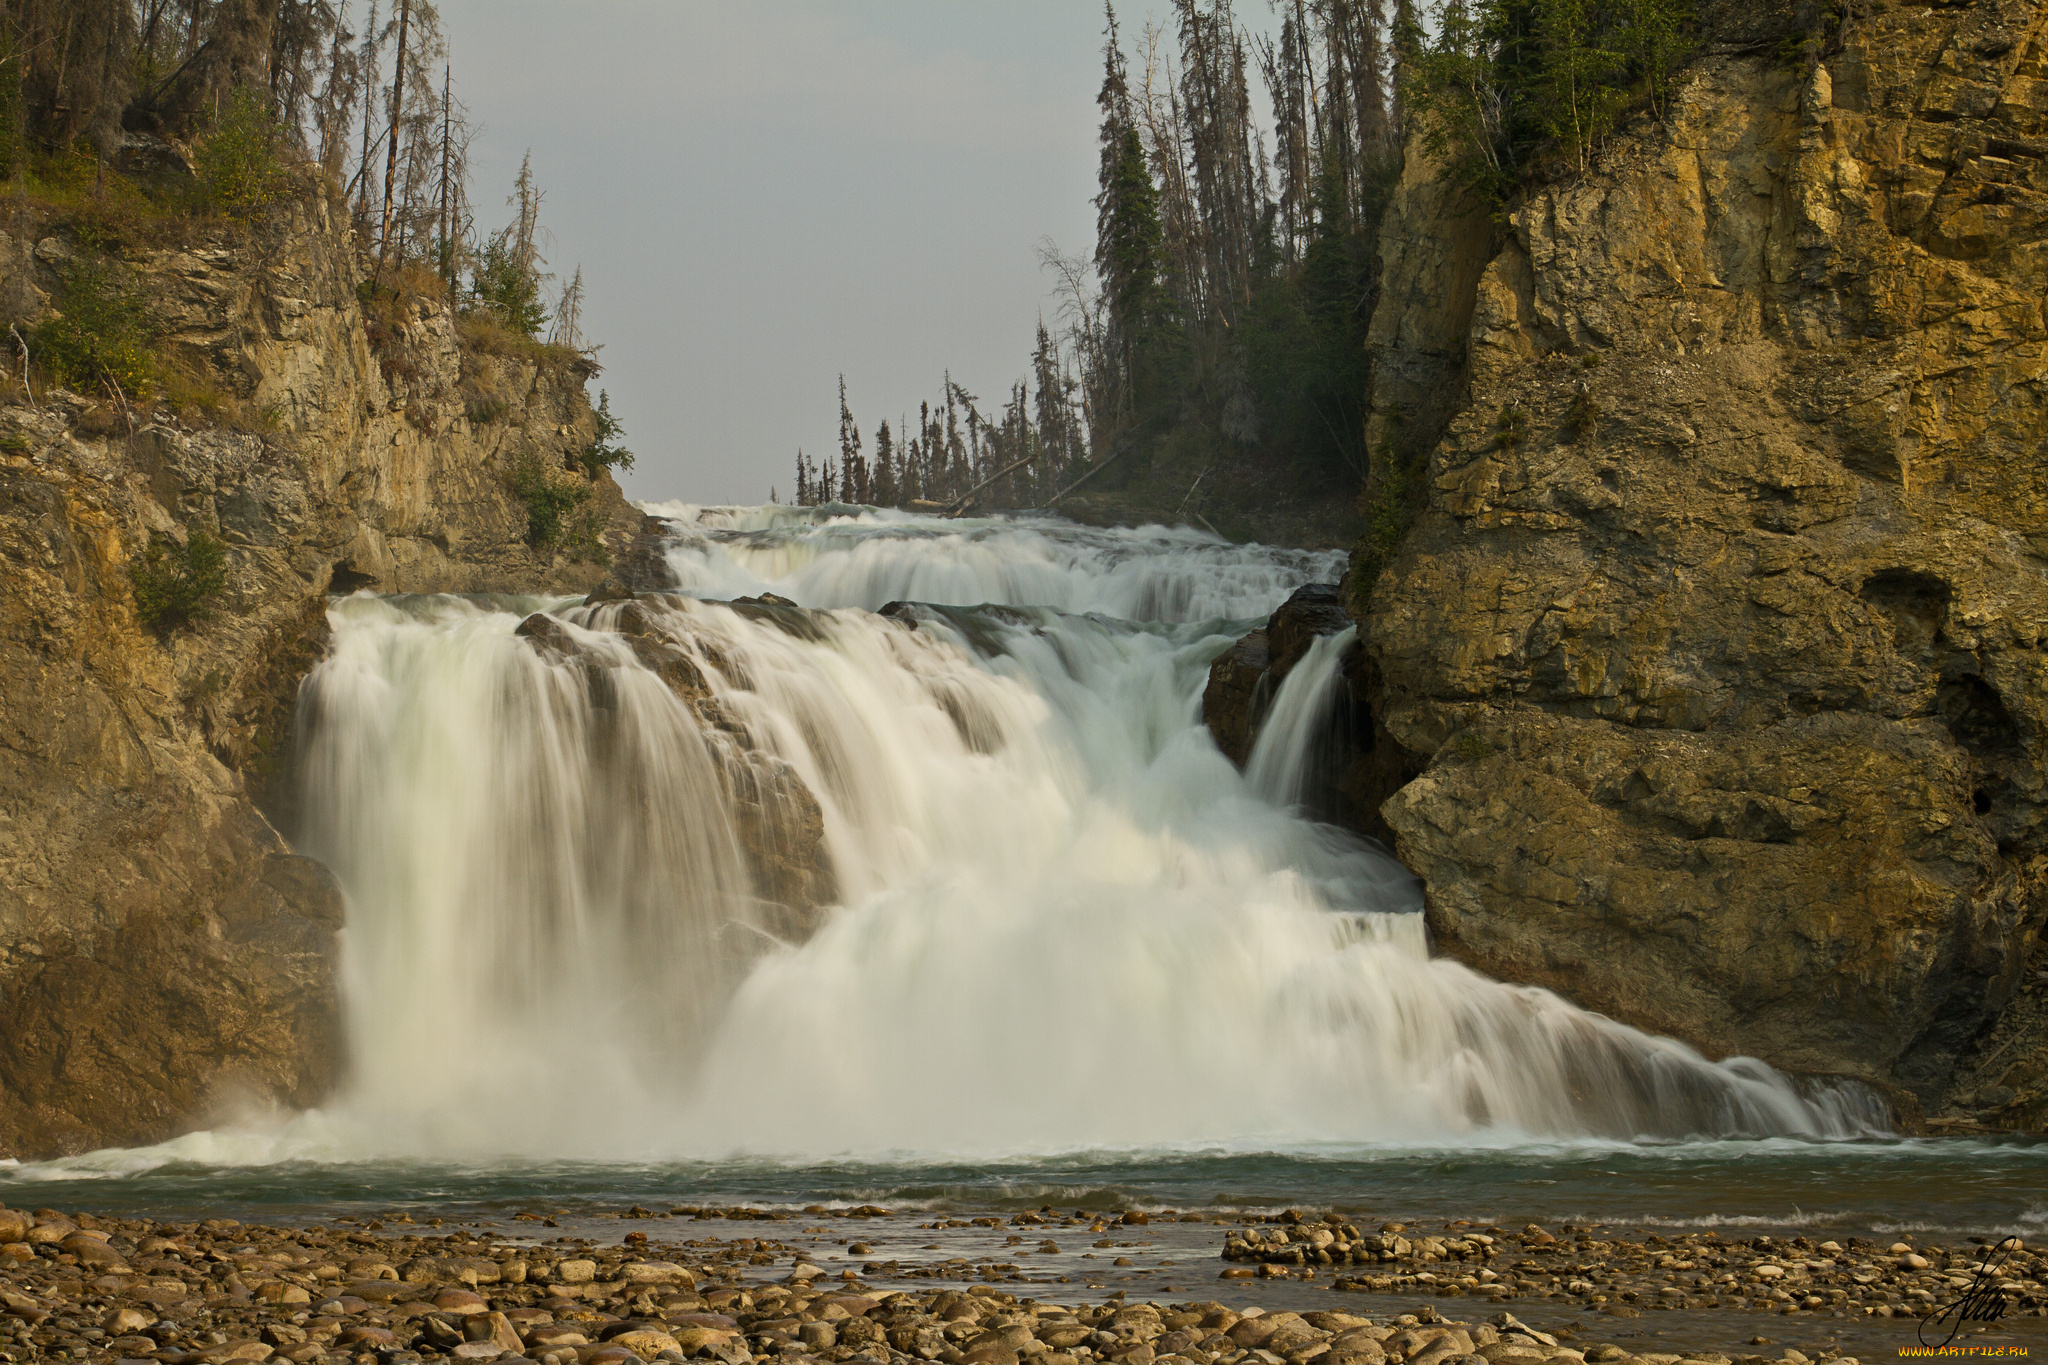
(1348, 0), (2048, 1126)
(0, 185), (641, 1157)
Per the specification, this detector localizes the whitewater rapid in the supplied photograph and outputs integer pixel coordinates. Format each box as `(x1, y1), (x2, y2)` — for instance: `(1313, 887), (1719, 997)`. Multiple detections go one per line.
(12, 505), (1891, 1180)
(637, 502), (1346, 619)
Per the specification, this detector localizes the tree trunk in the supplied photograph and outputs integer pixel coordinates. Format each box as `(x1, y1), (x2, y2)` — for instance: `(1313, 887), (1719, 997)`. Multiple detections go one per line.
(377, 0), (409, 273)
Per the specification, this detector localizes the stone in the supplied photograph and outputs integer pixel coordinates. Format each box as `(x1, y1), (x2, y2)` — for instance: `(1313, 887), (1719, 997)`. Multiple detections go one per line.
(555, 1261), (598, 1285)
(669, 1326), (738, 1357)
(337, 1328), (398, 1348)
(465, 1313), (524, 1353)
(60, 1233), (130, 1271)
(103, 1307), (154, 1334)
(609, 1330), (682, 1358)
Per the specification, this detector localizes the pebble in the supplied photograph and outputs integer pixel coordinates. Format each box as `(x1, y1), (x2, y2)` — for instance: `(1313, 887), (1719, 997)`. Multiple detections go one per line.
(0, 1202), (2032, 1365)
(1221, 1214), (2044, 1325)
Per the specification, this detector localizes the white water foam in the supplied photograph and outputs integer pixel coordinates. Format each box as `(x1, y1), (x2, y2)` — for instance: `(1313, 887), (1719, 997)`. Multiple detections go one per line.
(636, 501), (1344, 620)
(259, 508), (1891, 1160)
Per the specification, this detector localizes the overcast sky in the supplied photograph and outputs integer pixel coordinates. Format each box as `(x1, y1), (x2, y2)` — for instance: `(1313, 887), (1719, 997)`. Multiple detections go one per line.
(433, 1), (1266, 506)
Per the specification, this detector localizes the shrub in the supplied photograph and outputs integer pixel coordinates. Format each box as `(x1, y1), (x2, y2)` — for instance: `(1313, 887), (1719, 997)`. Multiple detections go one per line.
(1492, 404), (1528, 449)
(1563, 385), (1600, 442)
(131, 530), (228, 635)
(1453, 733), (1495, 761)
(508, 452), (592, 553)
(580, 389), (633, 476)
(192, 85), (289, 221)
(35, 256), (156, 399)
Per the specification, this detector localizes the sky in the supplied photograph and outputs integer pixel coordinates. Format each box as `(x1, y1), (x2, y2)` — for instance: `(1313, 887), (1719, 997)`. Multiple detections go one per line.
(433, 1), (1269, 506)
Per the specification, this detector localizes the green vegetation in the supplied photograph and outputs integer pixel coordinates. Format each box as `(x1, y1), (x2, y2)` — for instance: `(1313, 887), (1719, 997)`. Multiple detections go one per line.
(0, 1), (614, 462)
(191, 86), (289, 221)
(1403, 0), (1698, 207)
(1452, 733), (1497, 761)
(466, 395), (510, 425)
(34, 256), (156, 399)
(469, 235), (548, 338)
(1352, 442), (1414, 598)
(797, 0), (1691, 552)
(580, 390), (633, 477)
(130, 531), (229, 636)
(508, 454), (607, 562)
(1493, 404), (1529, 449)
(796, 0), (1395, 526)
(1564, 385), (1600, 441)
(466, 154), (551, 338)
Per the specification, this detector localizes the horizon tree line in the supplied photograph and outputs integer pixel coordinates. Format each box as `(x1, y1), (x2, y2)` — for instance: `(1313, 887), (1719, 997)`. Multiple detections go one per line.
(798, 0), (1697, 519)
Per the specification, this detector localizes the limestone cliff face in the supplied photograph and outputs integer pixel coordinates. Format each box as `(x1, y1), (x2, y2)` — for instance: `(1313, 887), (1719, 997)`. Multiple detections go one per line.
(1358, 0), (2048, 1125)
(0, 192), (638, 1157)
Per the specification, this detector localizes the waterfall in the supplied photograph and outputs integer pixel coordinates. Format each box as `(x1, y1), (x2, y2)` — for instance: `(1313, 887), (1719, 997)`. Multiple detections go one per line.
(1246, 626), (1358, 810)
(292, 507), (1886, 1160)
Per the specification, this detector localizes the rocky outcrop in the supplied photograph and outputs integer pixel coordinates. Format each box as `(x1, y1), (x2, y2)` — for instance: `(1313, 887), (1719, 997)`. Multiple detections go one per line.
(0, 190), (638, 1157)
(1357, 0), (2048, 1125)
(514, 598), (837, 939)
(1205, 584), (1425, 845)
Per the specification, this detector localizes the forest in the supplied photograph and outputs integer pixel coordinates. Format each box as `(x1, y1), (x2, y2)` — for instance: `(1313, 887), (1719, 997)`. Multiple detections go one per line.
(796, 0), (1700, 544)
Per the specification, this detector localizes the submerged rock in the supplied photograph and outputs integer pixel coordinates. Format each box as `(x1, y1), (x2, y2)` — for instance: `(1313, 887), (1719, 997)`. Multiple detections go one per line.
(1203, 583), (1424, 844)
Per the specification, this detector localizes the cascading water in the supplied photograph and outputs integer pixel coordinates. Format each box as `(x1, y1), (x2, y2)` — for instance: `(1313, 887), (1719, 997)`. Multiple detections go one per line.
(284, 505), (1886, 1160)
(639, 501), (1346, 617)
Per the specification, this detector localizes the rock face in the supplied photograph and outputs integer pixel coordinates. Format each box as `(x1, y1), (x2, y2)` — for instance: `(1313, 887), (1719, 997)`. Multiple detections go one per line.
(0, 192), (638, 1157)
(1358, 1), (2048, 1125)
(1205, 584), (1424, 845)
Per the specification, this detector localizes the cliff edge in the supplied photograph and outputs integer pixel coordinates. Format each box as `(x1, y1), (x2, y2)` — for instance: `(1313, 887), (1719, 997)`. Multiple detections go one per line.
(1354, 0), (2048, 1126)
(0, 185), (639, 1157)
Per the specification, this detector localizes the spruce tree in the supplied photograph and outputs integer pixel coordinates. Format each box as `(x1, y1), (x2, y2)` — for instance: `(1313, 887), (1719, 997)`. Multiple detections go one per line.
(1094, 5), (1171, 423)
(874, 420), (897, 508)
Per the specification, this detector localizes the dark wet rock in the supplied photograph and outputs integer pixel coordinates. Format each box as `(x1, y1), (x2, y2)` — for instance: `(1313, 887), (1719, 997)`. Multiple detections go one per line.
(1202, 584), (1424, 844)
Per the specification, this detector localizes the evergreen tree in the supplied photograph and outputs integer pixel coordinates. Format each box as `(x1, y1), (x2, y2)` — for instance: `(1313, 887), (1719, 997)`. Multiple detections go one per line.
(873, 419), (897, 508)
(1094, 5), (1172, 424)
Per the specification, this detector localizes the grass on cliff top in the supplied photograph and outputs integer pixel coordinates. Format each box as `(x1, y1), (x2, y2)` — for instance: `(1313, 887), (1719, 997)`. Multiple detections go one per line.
(3, 108), (301, 252)
(456, 310), (592, 376)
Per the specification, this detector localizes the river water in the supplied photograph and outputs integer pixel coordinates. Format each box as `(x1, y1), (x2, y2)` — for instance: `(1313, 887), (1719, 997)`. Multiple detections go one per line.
(4, 506), (2041, 1256)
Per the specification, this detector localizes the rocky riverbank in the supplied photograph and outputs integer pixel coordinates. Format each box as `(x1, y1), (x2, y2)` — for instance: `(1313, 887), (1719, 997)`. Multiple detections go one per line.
(1217, 1213), (2045, 1322)
(0, 1204), (2038, 1365)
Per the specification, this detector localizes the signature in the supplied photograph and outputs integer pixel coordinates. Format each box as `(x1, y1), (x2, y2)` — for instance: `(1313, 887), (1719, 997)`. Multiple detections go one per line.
(1919, 1236), (2021, 1348)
